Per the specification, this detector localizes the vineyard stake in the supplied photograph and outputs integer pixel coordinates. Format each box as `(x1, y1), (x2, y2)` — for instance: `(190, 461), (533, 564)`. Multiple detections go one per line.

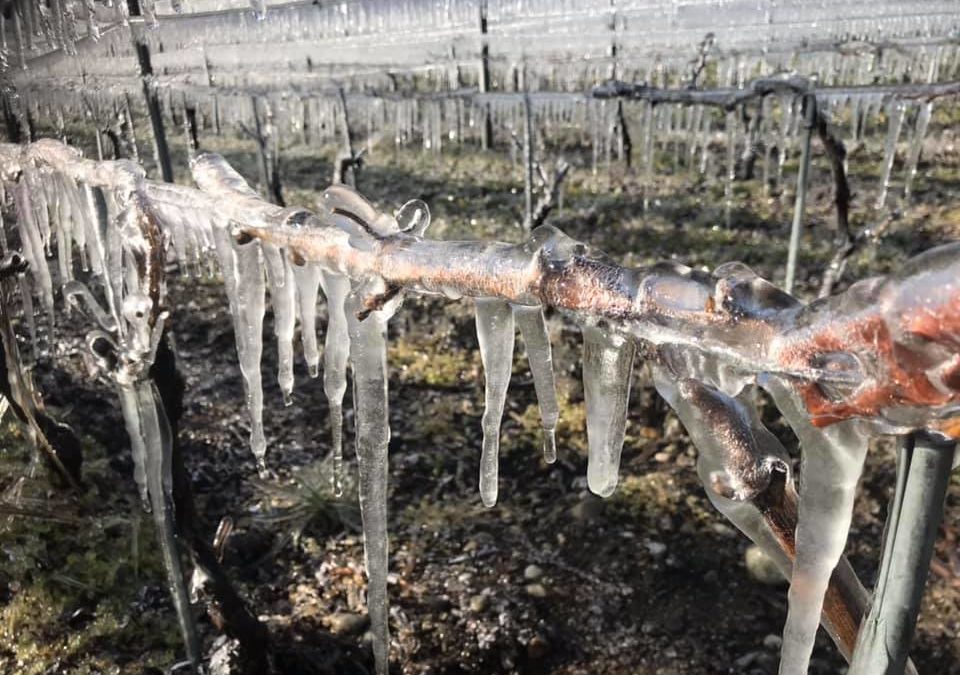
(785, 94), (815, 294)
(128, 3), (174, 183)
(848, 432), (955, 675)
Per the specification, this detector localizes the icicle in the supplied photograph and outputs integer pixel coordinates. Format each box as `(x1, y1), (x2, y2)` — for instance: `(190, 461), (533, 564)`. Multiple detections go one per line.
(118, 381), (151, 510)
(84, 0), (100, 40)
(263, 243), (296, 406)
(903, 102), (933, 200)
(346, 293), (393, 675)
(11, 180), (54, 320)
(319, 271), (350, 497)
(876, 99), (905, 210)
(213, 227), (267, 473)
(513, 305), (558, 463)
(581, 326), (636, 497)
(475, 298), (515, 507)
(291, 261), (322, 378)
(724, 108), (737, 228)
(140, 0), (158, 29)
(641, 101), (654, 211)
(124, 379), (202, 668)
(760, 375), (868, 675)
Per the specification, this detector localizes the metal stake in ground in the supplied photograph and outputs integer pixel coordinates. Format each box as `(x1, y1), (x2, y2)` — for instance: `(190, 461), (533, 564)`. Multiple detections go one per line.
(848, 432), (955, 675)
(785, 93), (815, 295)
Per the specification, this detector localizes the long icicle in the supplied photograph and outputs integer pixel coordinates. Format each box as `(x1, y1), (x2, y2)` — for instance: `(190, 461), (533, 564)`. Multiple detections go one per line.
(581, 326), (636, 497)
(347, 293), (392, 675)
(475, 298), (515, 507)
(213, 227), (268, 473)
(513, 304), (559, 463)
(263, 243), (297, 406)
(320, 271), (351, 497)
(120, 379), (202, 669)
(292, 261), (322, 378)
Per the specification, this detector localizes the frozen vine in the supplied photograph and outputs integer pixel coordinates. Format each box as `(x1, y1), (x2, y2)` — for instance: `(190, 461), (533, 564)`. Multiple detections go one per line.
(3, 139), (959, 675)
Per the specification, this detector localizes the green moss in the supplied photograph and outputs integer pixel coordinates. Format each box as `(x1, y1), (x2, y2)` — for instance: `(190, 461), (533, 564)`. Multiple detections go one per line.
(0, 433), (181, 674)
(389, 336), (481, 388)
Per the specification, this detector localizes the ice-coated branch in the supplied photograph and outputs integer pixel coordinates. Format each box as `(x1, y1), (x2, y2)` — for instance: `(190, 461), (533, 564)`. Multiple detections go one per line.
(5, 139), (960, 675)
(223, 172), (960, 438)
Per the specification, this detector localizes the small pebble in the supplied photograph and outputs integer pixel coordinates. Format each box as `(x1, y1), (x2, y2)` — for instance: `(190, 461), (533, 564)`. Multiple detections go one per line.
(527, 634), (550, 659)
(645, 540), (667, 557)
(525, 583), (547, 598)
(468, 594), (488, 612)
(523, 564), (543, 580)
(324, 612), (369, 636)
(745, 544), (787, 586)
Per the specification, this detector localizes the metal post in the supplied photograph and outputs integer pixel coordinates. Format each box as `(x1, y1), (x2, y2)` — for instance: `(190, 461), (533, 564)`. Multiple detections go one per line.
(848, 432), (955, 675)
(128, 2), (173, 183)
(784, 93), (815, 295)
(522, 91), (534, 231)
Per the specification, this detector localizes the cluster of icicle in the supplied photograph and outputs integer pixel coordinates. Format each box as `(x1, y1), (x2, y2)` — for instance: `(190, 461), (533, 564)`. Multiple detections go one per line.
(0, 138), (205, 662)
(13, 68), (945, 227)
(4, 139), (960, 675)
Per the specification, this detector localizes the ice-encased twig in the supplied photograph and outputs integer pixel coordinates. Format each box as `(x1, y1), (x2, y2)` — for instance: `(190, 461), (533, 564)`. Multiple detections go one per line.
(651, 358), (884, 665)
(581, 326), (636, 497)
(761, 374), (868, 675)
(514, 304), (559, 463)
(346, 292), (393, 675)
(475, 298), (515, 507)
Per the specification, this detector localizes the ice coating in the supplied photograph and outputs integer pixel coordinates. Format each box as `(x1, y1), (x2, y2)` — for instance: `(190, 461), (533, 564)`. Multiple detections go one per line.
(118, 378), (152, 510)
(131, 379), (202, 667)
(762, 374), (868, 675)
(475, 298), (516, 507)
(7, 139), (960, 675)
(581, 326), (636, 497)
(651, 353), (877, 666)
(514, 304), (560, 463)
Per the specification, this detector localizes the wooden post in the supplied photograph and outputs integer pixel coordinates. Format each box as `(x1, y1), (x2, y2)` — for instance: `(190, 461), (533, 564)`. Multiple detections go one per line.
(784, 94), (814, 294)
(250, 96), (283, 205)
(477, 0), (492, 150)
(123, 94), (140, 162)
(336, 87), (357, 188)
(128, 1), (173, 183)
(1, 93), (23, 143)
(12, 2), (27, 70)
